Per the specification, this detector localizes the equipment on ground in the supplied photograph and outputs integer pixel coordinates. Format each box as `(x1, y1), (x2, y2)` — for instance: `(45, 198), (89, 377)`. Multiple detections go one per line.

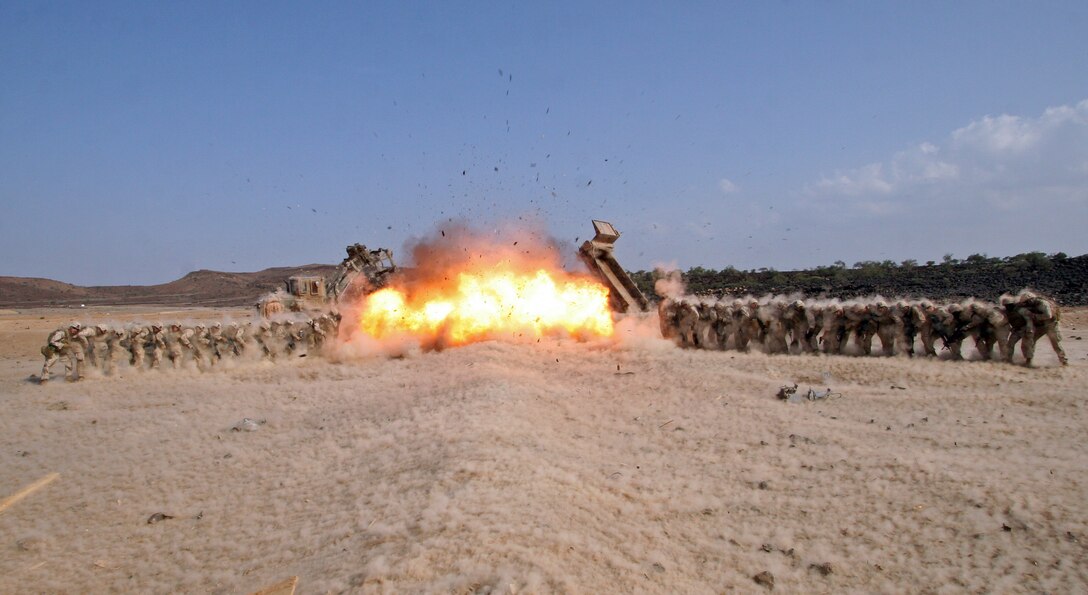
(258, 244), (396, 317)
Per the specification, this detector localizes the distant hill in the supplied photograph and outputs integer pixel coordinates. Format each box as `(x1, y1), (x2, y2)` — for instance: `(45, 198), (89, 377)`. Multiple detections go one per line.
(0, 265), (338, 308)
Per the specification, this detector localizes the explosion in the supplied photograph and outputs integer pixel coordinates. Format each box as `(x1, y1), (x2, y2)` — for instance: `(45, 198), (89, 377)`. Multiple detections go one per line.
(347, 224), (615, 348)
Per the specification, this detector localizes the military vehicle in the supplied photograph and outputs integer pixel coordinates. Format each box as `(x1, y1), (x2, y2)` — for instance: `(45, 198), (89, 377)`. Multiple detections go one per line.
(257, 244), (396, 317)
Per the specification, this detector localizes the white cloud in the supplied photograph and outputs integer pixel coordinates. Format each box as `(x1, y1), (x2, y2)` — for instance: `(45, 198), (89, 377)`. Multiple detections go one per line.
(718, 178), (739, 194)
(807, 98), (1088, 213)
(814, 163), (893, 196)
(951, 113), (1041, 153)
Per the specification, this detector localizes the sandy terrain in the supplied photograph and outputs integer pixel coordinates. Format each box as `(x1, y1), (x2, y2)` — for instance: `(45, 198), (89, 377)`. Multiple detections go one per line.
(1, 306), (1087, 593)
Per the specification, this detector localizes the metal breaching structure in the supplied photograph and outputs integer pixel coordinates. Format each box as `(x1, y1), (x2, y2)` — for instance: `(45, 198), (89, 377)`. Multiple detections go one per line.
(577, 220), (650, 314)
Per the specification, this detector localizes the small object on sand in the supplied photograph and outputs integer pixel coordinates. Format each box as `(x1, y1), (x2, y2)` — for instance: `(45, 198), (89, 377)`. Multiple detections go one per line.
(753, 570), (775, 589)
(780, 385), (840, 403)
(16, 537), (45, 552)
(147, 512), (174, 524)
(249, 575), (299, 595)
(776, 384), (798, 401)
(810, 562), (833, 576)
(1, 473), (60, 515)
(232, 418), (265, 432)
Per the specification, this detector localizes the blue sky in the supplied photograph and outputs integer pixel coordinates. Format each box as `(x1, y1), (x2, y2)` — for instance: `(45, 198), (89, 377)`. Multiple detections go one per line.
(2, 1), (1087, 285)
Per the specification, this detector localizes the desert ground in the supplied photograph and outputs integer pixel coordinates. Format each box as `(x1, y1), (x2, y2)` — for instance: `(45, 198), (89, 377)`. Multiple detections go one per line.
(1, 306), (1087, 594)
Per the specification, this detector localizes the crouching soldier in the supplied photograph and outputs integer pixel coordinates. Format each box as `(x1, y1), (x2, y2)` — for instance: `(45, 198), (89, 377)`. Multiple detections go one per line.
(124, 325), (149, 370)
(921, 302), (954, 357)
(712, 301), (736, 350)
(1023, 293), (1068, 366)
(39, 324), (75, 383)
(1008, 292), (1068, 367)
(207, 322), (229, 363)
(226, 322), (247, 356)
(307, 318), (328, 351)
(658, 298), (679, 343)
(180, 324), (207, 370)
(82, 324), (110, 369)
(147, 324), (167, 369)
(164, 323), (185, 369)
(66, 322), (90, 379)
(253, 321), (276, 360)
(820, 303), (847, 354)
(969, 302), (1008, 361)
(104, 327), (127, 375)
(897, 300), (925, 357)
(675, 300), (700, 348)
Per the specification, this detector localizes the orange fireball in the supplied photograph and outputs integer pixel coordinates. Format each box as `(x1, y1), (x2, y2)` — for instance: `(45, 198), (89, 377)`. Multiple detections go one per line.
(356, 264), (614, 346)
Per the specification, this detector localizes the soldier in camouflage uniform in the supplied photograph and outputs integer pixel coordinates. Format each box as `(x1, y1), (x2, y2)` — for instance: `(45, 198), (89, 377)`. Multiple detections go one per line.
(165, 323), (185, 369)
(125, 324), (149, 369)
(781, 299), (813, 354)
(675, 300), (700, 348)
(148, 324), (167, 369)
(694, 301), (718, 349)
(1010, 292), (1068, 366)
(871, 300), (901, 357)
(920, 302), (952, 357)
(104, 326), (127, 375)
(39, 324), (76, 383)
(712, 301), (736, 350)
(82, 324), (110, 369)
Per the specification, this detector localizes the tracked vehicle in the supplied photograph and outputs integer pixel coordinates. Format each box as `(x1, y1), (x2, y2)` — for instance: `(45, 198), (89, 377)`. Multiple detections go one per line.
(257, 244), (396, 317)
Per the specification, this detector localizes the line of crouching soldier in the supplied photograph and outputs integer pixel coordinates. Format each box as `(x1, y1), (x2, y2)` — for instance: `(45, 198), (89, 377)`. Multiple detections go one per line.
(39, 313), (341, 383)
(657, 290), (1068, 367)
